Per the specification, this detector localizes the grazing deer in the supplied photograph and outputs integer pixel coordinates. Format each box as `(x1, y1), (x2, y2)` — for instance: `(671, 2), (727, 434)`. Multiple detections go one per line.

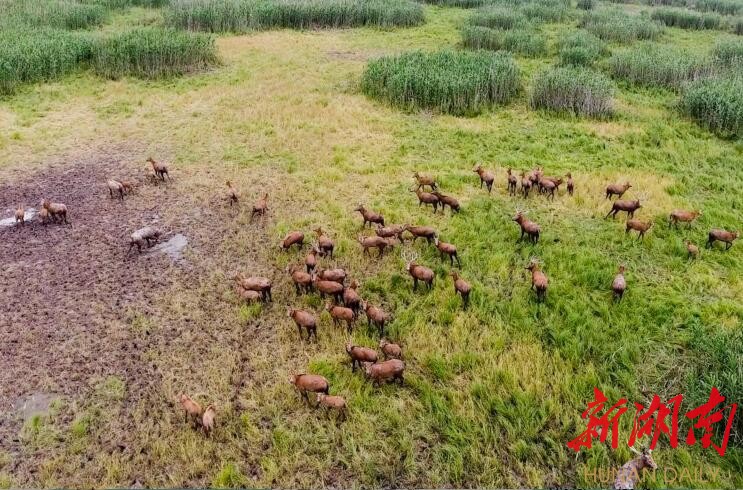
(685, 240), (699, 259)
(251, 193), (268, 220)
(606, 182), (631, 200)
(434, 237), (461, 267)
(669, 210), (700, 228)
(314, 227), (335, 258)
(707, 229), (739, 250)
(613, 446), (657, 490)
(225, 181), (239, 206)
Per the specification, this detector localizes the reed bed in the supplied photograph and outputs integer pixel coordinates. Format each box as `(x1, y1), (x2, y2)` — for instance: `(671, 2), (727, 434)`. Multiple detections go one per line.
(680, 76), (743, 137)
(0, 0), (108, 30)
(693, 0), (741, 16)
(557, 30), (608, 66)
(580, 9), (664, 42)
(651, 7), (723, 29)
(461, 25), (547, 56)
(608, 43), (714, 90)
(529, 66), (615, 118)
(361, 50), (520, 115)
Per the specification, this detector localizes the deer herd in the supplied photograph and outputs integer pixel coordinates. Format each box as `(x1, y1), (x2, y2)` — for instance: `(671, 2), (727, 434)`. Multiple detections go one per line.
(5, 157), (738, 480)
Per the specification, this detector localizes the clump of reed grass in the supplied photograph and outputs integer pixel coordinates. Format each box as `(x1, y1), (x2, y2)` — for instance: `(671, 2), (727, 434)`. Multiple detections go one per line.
(580, 9), (664, 42)
(361, 50), (521, 115)
(731, 16), (743, 33)
(651, 7), (723, 29)
(557, 30), (607, 66)
(520, 0), (572, 22)
(529, 66), (615, 118)
(0, 28), (93, 95)
(418, 0), (492, 7)
(0, 0), (108, 30)
(693, 0), (741, 16)
(713, 38), (743, 69)
(608, 43), (714, 90)
(92, 27), (219, 79)
(166, 0), (425, 32)
(680, 76), (743, 137)
(577, 0), (596, 10)
(462, 25), (547, 56)
(468, 6), (529, 29)
(81, 0), (170, 7)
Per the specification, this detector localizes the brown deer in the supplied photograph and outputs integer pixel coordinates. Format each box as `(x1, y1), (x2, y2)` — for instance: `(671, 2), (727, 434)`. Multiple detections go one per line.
(432, 192), (460, 214)
(287, 307), (317, 341)
(251, 193), (268, 220)
(355, 205), (385, 228)
(520, 171), (532, 198)
(314, 227), (335, 258)
(225, 181), (239, 206)
(707, 229), (739, 250)
(346, 342), (378, 371)
(413, 171), (437, 191)
(289, 373), (328, 403)
(315, 393), (347, 419)
(613, 446), (657, 490)
(317, 268), (346, 284)
(305, 246), (319, 273)
(606, 182), (631, 200)
(506, 168), (517, 196)
(312, 274), (344, 303)
(42, 199), (69, 224)
(612, 265), (626, 302)
(435, 237), (461, 267)
(513, 210), (540, 244)
(526, 258), (548, 302)
(286, 265), (313, 295)
(201, 405), (216, 436)
(178, 394), (202, 427)
(538, 178), (558, 201)
(379, 338), (402, 359)
(343, 280), (362, 314)
(669, 210), (701, 228)
(403, 250), (434, 291)
(107, 179), (125, 200)
(147, 157), (169, 181)
(128, 226), (162, 254)
(566, 173), (574, 196)
(233, 274), (272, 302)
(625, 219), (653, 240)
(326, 303), (355, 333)
(450, 271), (471, 309)
(404, 224), (437, 244)
(606, 197), (643, 220)
(14, 205), (25, 227)
(473, 165), (495, 193)
(281, 231), (304, 251)
(363, 359), (405, 386)
(411, 187), (439, 213)
(362, 300), (390, 336)
(376, 224), (406, 241)
(685, 240), (699, 259)
(358, 235), (391, 258)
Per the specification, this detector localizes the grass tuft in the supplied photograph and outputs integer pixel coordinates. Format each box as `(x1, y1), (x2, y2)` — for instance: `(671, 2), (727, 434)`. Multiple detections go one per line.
(92, 27), (219, 79)
(361, 50), (520, 115)
(520, 0), (572, 22)
(577, 0), (596, 10)
(462, 25), (547, 56)
(608, 43), (714, 90)
(529, 66), (615, 118)
(580, 9), (663, 42)
(468, 6), (529, 29)
(680, 75), (743, 138)
(713, 38), (743, 69)
(0, 0), (108, 30)
(166, 0), (425, 32)
(418, 0), (493, 7)
(693, 0), (742, 16)
(557, 30), (607, 66)
(651, 7), (723, 29)
(0, 29), (93, 95)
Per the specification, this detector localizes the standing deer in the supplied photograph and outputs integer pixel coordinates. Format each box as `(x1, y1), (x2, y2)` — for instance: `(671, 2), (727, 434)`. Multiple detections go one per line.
(513, 210), (540, 244)
(613, 446), (657, 490)
(403, 250), (434, 291)
(473, 165), (495, 193)
(525, 258), (548, 302)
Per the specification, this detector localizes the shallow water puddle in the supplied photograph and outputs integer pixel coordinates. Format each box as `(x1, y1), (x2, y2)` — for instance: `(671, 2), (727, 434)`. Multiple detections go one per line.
(0, 208), (36, 228)
(14, 393), (59, 421)
(149, 233), (188, 261)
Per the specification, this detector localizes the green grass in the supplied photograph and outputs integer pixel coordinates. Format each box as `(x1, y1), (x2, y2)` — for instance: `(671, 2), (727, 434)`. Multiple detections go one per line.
(81, 0), (170, 7)
(361, 50), (520, 115)
(0, 0), (108, 30)
(0, 29), (94, 95)
(165, 0), (425, 32)
(519, 0), (573, 22)
(693, 0), (742, 16)
(418, 0), (494, 7)
(529, 66), (615, 117)
(734, 16), (743, 33)
(0, 5), (742, 490)
(557, 30), (608, 66)
(608, 42), (714, 90)
(92, 27), (219, 79)
(713, 38), (743, 69)
(680, 75), (743, 137)
(468, 6), (529, 29)
(651, 7), (724, 29)
(461, 25), (548, 56)
(580, 8), (664, 42)
(576, 0), (596, 10)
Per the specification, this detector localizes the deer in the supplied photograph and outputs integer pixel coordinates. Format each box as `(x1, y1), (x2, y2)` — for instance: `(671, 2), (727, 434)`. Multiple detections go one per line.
(450, 271), (471, 308)
(305, 246), (319, 273)
(225, 181), (239, 206)
(379, 338), (402, 359)
(233, 274), (272, 302)
(411, 187), (439, 213)
(281, 231), (304, 251)
(707, 229), (739, 250)
(363, 359), (405, 386)
(286, 265), (313, 295)
(513, 210), (540, 244)
(507, 168), (517, 196)
(314, 227), (335, 258)
(362, 300), (390, 336)
(316, 268), (346, 284)
(413, 171), (437, 191)
(287, 307), (317, 341)
(606, 182), (631, 200)
(312, 273), (344, 303)
(520, 171), (532, 198)
(625, 219), (653, 240)
(685, 240), (699, 259)
(473, 165), (495, 193)
(38, 206), (49, 225)
(128, 226), (162, 254)
(538, 178), (558, 200)
(147, 157), (169, 181)
(251, 193), (268, 220)
(355, 205), (384, 228)
(358, 235), (391, 258)
(315, 393), (347, 419)
(346, 341), (378, 371)
(404, 224), (437, 244)
(178, 394), (203, 427)
(343, 280), (362, 314)
(613, 446), (657, 490)
(566, 173), (574, 196)
(403, 250), (434, 291)
(669, 210), (701, 228)
(526, 258), (548, 302)
(201, 405), (216, 436)
(41, 199), (68, 224)
(435, 237), (461, 267)
(612, 265), (626, 302)
(289, 373), (328, 404)
(14, 205), (24, 227)
(376, 224), (406, 241)
(326, 302), (355, 333)
(432, 192), (460, 214)
(107, 179), (125, 200)
(606, 196), (644, 220)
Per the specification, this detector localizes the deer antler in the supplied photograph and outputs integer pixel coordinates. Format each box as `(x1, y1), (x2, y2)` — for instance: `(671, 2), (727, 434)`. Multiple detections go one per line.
(629, 445), (641, 455)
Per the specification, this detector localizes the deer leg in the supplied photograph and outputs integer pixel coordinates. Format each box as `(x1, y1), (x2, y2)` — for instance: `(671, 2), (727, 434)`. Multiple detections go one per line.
(455, 254), (461, 267)
(726, 241), (732, 250)
(413, 278), (418, 290)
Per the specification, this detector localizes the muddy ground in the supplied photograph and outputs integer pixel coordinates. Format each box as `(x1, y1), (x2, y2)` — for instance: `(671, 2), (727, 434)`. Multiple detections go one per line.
(0, 147), (279, 485)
